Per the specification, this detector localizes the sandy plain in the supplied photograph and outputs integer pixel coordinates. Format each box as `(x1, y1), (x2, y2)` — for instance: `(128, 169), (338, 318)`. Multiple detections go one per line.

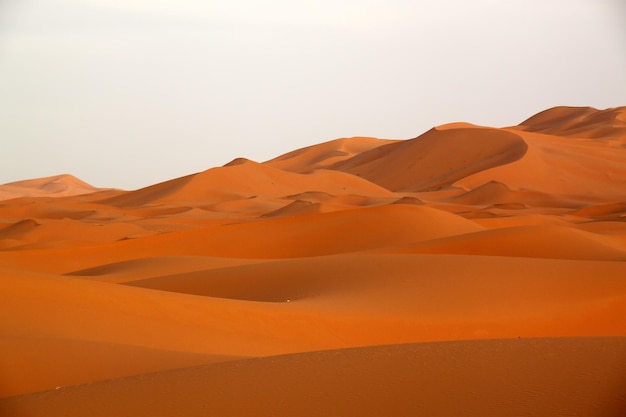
(1, 106), (625, 416)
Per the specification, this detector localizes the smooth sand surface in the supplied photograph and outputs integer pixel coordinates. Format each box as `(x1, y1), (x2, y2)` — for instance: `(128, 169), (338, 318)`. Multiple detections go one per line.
(3, 338), (625, 417)
(1, 106), (625, 416)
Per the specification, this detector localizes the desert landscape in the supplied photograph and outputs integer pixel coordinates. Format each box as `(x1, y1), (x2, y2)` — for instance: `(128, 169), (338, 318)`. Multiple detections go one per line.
(1, 106), (626, 416)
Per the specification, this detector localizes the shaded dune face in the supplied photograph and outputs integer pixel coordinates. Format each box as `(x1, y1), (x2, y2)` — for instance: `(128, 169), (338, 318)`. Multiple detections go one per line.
(329, 127), (528, 191)
(1, 106), (626, 416)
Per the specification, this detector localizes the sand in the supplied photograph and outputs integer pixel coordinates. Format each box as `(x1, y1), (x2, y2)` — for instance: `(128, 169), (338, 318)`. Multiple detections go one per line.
(1, 105), (625, 416)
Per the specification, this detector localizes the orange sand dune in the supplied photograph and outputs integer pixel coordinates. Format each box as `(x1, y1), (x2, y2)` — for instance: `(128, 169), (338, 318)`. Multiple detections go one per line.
(0, 336), (240, 398)
(389, 224), (626, 261)
(264, 136), (398, 172)
(99, 158), (394, 208)
(0, 218), (150, 249)
(65, 256), (270, 283)
(0, 204), (483, 273)
(450, 180), (582, 208)
(329, 127), (528, 191)
(456, 129), (626, 200)
(516, 105), (626, 139)
(2, 252), (625, 398)
(3, 338), (625, 417)
(572, 201), (626, 220)
(2, 106), (626, 415)
(0, 174), (102, 201)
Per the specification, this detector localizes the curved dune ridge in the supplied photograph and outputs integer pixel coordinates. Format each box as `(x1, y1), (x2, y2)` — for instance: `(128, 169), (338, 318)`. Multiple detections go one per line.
(1, 106), (626, 416)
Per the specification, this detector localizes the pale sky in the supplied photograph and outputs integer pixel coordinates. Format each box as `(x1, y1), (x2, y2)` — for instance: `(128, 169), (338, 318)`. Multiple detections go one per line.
(1, 0), (624, 189)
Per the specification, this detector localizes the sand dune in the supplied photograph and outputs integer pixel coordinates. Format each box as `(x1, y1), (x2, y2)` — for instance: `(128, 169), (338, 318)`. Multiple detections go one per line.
(0, 174), (102, 201)
(2, 106), (626, 415)
(517, 105), (626, 139)
(3, 251), (625, 399)
(264, 136), (398, 172)
(456, 129), (626, 200)
(0, 204), (483, 274)
(3, 338), (625, 417)
(65, 256), (268, 282)
(0, 336), (240, 398)
(0, 218), (150, 249)
(329, 127), (528, 191)
(450, 180), (581, 208)
(100, 158), (394, 208)
(389, 224), (626, 261)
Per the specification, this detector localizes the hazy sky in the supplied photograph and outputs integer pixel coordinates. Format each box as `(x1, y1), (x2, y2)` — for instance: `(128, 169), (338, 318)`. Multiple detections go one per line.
(1, 0), (624, 189)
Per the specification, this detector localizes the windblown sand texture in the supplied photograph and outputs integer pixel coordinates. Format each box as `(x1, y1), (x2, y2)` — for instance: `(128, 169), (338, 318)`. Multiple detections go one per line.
(1, 106), (626, 416)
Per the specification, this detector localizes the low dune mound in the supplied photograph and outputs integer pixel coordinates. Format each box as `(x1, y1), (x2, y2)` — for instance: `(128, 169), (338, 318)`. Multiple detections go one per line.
(100, 159), (393, 208)
(0, 336), (239, 398)
(0, 194), (125, 223)
(516, 106), (626, 139)
(0, 219), (39, 240)
(0, 174), (101, 201)
(264, 137), (397, 173)
(453, 181), (517, 205)
(121, 251), (626, 312)
(0, 204), (483, 273)
(392, 196), (423, 205)
(451, 180), (579, 208)
(65, 256), (264, 283)
(0, 218), (150, 246)
(4, 337), (625, 417)
(330, 127), (528, 192)
(571, 202), (626, 220)
(119, 204), (484, 259)
(260, 200), (322, 218)
(283, 191), (335, 201)
(392, 224), (626, 261)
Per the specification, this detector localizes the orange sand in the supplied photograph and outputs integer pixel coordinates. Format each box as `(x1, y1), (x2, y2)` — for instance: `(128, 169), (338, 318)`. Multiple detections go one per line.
(1, 106), (625, 416)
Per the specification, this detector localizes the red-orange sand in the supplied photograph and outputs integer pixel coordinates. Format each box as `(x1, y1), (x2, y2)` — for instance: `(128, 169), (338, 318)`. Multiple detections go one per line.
(1, 106), (626, 416)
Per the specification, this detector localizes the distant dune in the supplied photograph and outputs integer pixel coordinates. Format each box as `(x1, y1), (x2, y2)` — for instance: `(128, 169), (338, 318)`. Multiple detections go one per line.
(1, 106), (625, 416)
(0, 174), (102, 201)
